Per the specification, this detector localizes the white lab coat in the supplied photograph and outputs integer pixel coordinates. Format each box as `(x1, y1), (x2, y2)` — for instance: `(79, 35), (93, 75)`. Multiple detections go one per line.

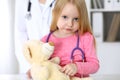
(14, 0), (55, 73)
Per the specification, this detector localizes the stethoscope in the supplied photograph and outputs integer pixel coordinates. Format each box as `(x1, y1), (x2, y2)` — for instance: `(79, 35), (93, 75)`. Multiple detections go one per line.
(46, 32), (85, 62)
(25, 0), (55, 20)
(26, 0), (32, 20)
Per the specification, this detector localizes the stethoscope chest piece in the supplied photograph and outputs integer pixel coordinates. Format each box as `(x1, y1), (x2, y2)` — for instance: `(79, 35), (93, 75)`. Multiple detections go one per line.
(25, 12), (32, 20)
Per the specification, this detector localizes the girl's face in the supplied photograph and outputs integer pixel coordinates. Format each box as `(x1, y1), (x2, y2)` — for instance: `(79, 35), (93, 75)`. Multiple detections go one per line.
(57, 2), (79, 35)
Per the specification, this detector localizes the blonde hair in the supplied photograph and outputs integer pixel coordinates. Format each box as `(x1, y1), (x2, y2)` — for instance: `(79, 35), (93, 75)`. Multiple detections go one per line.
(50, 0), (91, 34)
(50, 0), (96, 46)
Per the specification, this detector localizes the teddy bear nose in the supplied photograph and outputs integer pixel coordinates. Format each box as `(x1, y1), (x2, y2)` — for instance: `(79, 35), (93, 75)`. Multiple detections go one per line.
(48, 42), (54, 46)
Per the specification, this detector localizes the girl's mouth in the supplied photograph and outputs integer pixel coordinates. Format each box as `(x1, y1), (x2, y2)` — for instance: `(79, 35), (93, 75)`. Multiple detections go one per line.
(66, 28), (72, 31)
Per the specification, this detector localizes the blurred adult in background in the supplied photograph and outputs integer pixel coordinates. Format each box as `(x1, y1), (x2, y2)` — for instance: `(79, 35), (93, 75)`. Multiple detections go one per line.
(14, 0), (56, 73)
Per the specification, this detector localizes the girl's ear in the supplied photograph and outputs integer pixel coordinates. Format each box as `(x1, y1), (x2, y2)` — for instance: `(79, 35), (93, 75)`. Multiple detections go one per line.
(23, 44), (33, 64)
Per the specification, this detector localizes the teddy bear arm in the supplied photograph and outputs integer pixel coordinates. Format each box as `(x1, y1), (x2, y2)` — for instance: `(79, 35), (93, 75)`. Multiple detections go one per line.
(31, 65), (49, 80)
(50, 57), (60, 64)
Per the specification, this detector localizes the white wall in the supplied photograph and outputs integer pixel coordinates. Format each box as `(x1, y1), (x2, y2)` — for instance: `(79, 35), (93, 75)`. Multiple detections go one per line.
(96, 43), (120, 75)
(0, 0), (18, 74)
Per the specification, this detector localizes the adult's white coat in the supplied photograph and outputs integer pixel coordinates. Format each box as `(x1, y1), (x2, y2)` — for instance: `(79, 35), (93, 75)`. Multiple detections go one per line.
(14, 0), (55, 73)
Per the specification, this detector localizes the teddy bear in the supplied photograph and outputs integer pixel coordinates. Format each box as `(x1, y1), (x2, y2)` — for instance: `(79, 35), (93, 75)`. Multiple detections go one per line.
(23, 40), (70, 80)
(23, 40), (93, 80)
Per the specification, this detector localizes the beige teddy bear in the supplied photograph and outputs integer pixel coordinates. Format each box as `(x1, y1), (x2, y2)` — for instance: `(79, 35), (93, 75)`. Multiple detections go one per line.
(23, 40), (70, 80)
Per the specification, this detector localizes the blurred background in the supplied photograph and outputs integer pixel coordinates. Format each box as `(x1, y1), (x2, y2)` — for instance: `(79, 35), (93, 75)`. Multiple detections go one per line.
(0, 0), (18, 74)
(0, 0), (120, 76)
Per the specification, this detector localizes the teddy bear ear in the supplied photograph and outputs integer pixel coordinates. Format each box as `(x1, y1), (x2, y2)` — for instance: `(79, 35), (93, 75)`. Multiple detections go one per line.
(23, 44), (33, 64)
(48, 42), (54, 46)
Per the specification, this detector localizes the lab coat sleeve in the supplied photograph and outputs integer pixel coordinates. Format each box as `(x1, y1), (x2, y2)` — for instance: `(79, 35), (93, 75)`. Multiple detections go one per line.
(75, 33), (99, 75)
(14, 0), (30, 73)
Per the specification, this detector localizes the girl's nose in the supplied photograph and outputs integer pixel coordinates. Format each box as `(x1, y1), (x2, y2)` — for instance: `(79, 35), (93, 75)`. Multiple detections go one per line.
(67, 19), (73, 27)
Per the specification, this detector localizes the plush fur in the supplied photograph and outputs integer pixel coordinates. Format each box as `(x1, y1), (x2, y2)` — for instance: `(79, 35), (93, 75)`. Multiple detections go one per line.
(23, 40), (70, 80)
(23, 40), (92, 80)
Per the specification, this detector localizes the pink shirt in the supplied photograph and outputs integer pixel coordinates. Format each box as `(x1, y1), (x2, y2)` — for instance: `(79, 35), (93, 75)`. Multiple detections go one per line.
(41, 32), (99, 77)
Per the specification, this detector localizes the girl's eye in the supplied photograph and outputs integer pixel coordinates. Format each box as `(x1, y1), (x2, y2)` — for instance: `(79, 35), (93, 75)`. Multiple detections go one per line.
(74, 18), (79, 21)
(62, 16), (67, 19)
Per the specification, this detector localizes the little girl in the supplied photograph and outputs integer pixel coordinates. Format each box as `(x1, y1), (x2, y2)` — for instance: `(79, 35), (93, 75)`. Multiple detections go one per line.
(41, 0), (99, 78)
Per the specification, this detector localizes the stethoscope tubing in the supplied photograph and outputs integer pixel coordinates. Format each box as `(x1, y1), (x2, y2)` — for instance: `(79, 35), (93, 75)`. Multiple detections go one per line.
(27, 0), (32, 12)
(70, 32), (85, 60)
(46, 32), (85, 62)
(26, 0), (55, 20)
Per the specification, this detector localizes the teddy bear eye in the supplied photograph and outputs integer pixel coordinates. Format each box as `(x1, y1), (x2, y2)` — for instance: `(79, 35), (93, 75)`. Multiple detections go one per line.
(28, 47), (32, 58)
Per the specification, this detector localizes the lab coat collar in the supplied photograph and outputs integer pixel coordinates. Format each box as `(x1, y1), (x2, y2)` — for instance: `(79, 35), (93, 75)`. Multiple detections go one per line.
(31, 0), (55, 14)
(30, 0), (55, 7)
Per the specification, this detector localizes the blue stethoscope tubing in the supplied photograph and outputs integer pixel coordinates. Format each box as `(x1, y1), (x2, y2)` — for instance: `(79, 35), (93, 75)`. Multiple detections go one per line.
(46, 32), (85, 62)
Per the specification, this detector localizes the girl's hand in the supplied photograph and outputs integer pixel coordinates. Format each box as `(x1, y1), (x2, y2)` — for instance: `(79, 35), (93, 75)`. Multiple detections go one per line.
(26, 69), (32, 79)
(60, 63), (78, 76)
